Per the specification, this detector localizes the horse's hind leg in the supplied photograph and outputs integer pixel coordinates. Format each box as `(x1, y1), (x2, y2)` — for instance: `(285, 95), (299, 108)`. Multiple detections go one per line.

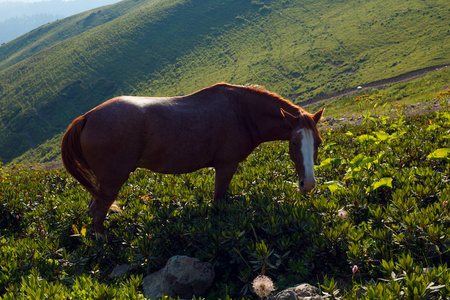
(89, 197), (109, 239)
(89, 195), (116, 237)
(89, 173), (131, 237)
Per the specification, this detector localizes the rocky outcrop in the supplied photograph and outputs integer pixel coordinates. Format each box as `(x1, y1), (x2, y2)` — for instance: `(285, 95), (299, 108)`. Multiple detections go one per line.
(110, 264), (131, 278)
(142, 255), (215, 299)
(270, 283), (324, 300)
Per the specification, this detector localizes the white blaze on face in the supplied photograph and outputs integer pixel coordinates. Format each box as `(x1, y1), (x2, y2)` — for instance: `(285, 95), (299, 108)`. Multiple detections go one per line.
(298, 128), (316, 191)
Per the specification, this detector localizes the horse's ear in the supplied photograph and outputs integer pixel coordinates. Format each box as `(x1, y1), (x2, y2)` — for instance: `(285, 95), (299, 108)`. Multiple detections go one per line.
(313, 106), (325, 123)
(280, 108), (298, 128)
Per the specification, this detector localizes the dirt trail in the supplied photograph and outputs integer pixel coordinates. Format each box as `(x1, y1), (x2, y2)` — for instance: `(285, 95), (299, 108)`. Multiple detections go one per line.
(302, 63), (449, 108)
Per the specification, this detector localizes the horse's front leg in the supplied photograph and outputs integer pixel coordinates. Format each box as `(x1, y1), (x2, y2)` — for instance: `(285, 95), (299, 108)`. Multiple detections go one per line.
(213, 163), (239, 200)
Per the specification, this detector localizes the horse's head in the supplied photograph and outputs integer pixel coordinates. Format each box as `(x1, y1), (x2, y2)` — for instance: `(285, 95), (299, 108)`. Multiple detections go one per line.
(281, 107), (324, 192)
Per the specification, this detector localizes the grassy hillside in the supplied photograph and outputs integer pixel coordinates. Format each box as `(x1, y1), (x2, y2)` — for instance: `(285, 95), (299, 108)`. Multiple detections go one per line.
(0, 0), (449, 163)
(0, 0), (154, 71)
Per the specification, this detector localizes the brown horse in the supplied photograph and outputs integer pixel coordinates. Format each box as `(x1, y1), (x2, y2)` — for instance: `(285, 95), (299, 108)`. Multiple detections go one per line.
(61, 83), (324, 235)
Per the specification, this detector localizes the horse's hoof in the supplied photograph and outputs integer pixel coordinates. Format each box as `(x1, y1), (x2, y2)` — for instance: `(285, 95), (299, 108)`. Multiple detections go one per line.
(95, 232), (107, 242)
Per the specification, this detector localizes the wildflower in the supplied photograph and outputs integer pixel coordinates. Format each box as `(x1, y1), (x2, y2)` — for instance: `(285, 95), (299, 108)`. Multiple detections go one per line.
(252, 275), (275, 299)
(41, 229), (47, 237)
(422, 267), (433, 275)
(352, 265), (358, 273)
(338, 208), (348, 219)
(16, 215), (19, 220)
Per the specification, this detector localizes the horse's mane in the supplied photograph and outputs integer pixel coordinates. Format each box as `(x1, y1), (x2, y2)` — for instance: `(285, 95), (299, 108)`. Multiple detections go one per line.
(239, 84), (319, 132)
(205, 83), (319, 132)
(242, 83), (297, 109)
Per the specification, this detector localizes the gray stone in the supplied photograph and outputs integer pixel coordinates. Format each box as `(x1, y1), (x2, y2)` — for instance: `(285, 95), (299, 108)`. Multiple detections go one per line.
(110, 264), (131, 278)
(270, 283), (323, 300)
(143, 255), (215, 299)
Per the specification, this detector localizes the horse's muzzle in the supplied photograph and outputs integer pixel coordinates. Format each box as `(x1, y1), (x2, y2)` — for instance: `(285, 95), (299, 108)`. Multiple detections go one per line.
(299, 179), (315, 192)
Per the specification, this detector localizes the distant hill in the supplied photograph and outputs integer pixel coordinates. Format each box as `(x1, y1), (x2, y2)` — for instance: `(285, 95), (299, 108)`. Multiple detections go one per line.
(0, 14), (64, 45)
(0, 0), (448, 163)
(0, 0), (143, 69)
(0, 0), (121, 45)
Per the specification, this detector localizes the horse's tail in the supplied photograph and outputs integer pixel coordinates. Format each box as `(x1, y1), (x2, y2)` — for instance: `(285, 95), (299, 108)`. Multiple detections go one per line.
(61, 114), (101, 199)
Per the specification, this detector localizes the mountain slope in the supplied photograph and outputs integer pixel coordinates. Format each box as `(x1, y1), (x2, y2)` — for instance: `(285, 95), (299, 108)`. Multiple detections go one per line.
(0, 0), (449, 163)
(0, 0), (122, 45)
(0, 0), (156, 71)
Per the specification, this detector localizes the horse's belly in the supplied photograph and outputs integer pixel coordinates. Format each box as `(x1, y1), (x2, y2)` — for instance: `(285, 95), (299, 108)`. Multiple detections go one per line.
(140, 164), (210, 175)
(136, 147), (214, 174)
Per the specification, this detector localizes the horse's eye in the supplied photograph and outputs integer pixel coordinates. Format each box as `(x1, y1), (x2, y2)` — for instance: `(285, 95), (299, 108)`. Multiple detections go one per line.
(292, 141), (299, 147)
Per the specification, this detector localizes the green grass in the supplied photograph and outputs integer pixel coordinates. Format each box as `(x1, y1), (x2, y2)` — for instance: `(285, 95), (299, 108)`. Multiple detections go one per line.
(1, 99), (449, 299)
(0, 0), (449, 163)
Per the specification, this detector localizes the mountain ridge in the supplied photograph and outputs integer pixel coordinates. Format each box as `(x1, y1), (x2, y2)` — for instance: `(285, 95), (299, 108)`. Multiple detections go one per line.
(0, 0), (122, 45)
(0, 0), (157, 70)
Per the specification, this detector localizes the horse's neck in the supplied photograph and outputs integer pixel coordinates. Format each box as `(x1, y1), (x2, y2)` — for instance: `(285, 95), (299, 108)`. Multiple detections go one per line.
(244, 97), (294, 145)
